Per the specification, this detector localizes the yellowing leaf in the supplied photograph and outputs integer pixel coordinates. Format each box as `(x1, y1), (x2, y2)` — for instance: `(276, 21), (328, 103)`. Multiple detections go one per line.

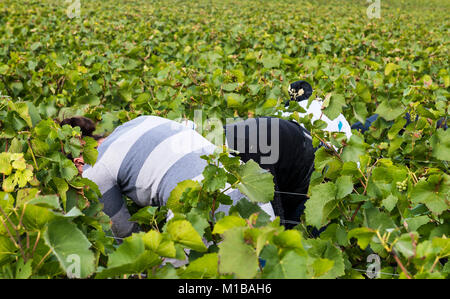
(384, 63), (399, 76)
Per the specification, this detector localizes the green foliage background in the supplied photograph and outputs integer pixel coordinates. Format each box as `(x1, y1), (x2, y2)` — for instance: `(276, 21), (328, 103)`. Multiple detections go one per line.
(0, 0), (448, 279)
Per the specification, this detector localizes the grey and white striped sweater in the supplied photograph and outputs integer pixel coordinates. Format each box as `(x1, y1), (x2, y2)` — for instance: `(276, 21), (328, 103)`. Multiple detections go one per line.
(82, 115), (274, 238)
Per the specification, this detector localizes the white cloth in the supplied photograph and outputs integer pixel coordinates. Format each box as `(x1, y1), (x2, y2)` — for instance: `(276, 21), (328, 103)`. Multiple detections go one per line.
(178, 119), (197, 130)
(282, 98), (353, 140)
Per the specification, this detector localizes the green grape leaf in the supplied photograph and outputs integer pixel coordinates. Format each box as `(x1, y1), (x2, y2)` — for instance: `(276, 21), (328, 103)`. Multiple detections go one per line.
(181, 253), (219, 278)
(394, 232), (419, 259)
(234, 160), (274, 204)
(384, 63), (399, 76)
(381, 194), (398, 212)
(305, 182), (337, 228)
(225, 93), (245, 108)
(305, 239), (345, 279)
(323, 94), (346, 120)
(213, 215), (247, 234)
(405, 215), (429, 232)
(186, 208), (209, 236)
(44, 218), (96, 278)
(82, 136), (98, 166)
(142, 230), (176, 258)
(411, 174), (449, 215)
(167, 180), (201, 213)
(260, 245), (307, 279)
(311, 258), (335, 278)
(129, 206), (158, 225)
(228, 197), (271, 227)
(28, 195), (60, 210)
(374, 100), (405, 121)
(59, 159), (78, 181)
(336, 176), (353, 199)
(347, 227), (376, 250)
(166, 220), (207, 252)
(0, 153), (12, 175)
(273, 230), (305, 252)
(52, 177), (68, 211)
(218, 227), (259, 279)
(0, 192), (14, 214)
(260, 54), (281, 69)
(430, 129), (450, 161)
(97, 233), (160, 278)
(202, 164), (227, 192)
(341, 135), (366, 163)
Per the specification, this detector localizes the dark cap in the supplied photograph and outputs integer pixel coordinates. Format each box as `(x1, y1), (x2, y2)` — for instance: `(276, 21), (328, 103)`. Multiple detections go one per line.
(287, 80), (313, 105)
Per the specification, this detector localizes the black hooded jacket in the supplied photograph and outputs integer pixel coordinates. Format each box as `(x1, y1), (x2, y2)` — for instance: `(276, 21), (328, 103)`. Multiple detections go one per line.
(224, 117), (315, 228)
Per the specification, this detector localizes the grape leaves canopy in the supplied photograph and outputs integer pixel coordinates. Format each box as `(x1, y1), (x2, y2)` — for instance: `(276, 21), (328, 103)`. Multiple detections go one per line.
(0, 0), (448, 279)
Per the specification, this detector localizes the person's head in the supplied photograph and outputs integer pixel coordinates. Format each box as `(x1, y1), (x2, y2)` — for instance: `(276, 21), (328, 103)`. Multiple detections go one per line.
(60, 116), (105, 174)
(286, 80), (313, 106)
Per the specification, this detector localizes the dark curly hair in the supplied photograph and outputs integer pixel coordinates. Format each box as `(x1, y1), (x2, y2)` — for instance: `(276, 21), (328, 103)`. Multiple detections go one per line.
(60, 116), (102, 140)
(59, 116), (104, 161)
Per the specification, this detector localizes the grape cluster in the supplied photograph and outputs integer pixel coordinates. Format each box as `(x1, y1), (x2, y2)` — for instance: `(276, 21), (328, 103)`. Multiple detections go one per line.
(396, 179), (408, 192)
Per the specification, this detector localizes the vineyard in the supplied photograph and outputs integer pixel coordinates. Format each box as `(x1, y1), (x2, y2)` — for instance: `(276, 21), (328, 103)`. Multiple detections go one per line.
(0, 0), (449, 279)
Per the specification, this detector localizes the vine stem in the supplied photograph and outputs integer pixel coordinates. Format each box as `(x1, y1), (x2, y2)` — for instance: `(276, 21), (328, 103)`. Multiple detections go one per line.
(12, 208), (27, 262)
(27, 139), (39, 170)
(406, 165), (418, 185)
(208, 192), (221, 245)
(26, 232), (30, 260)
(350, 202), (363, 222)
(0, 212), (20, 249)
(0, 205), (17, 231)
(376, 229), (412, 279)
(391, 250), (412, 279)
(311, 132), (340, 157)
(0, 206), (27, 261)
(18, 204), (26, 230)
(429, 256), (440, 273)
(31, 231), (41, 259)
(19, 205), (29, 261)
(60, 140), (65, 155)
(36, 249), (53, 270)
(336, 202), (351, 221)
(219, 180), (239, 196)
(3, 139), (8, 181)
(357, 168), (368, 192)
(210, 195), (217, 219)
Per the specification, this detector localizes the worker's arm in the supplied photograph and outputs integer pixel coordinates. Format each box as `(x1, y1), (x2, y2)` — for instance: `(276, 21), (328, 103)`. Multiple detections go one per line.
(83, 162), (137, 238)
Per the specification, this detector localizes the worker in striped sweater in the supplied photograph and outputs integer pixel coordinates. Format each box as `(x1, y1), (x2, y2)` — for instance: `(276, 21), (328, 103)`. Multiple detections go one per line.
(62, 115), (278, 238)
